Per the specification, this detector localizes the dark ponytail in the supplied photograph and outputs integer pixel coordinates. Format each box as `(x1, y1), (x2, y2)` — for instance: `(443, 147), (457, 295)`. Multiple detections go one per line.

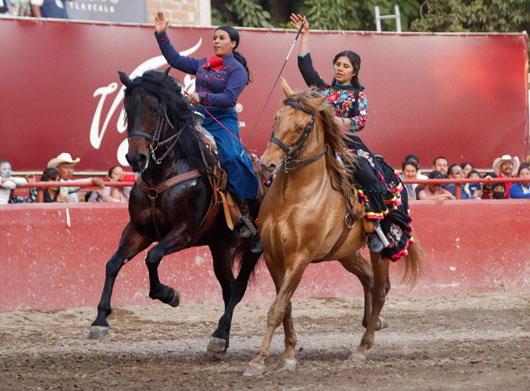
(333, 50), (361, 89)
(215, 25), (252, 84)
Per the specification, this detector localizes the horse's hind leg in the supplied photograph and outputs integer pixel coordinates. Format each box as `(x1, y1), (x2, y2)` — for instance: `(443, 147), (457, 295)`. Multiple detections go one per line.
(208, 241), (261, 356)
(89, 223), (150, 339)
(350, 252), (390, 362)
(339, 250), (387, 330)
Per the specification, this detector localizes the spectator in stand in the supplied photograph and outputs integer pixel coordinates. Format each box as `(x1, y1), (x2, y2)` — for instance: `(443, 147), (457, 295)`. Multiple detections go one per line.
(432, 156), (449, 177)
(0, 160), (37, 204)
(461, 162), (473, 178)
(492, 154), (520, 198)
(491, 182), (507, 200)
(88, 165), (130, 203)
(400, 159), (419, 200)
(47, 153), (103, 202)
(417, 170), (455, 201)
(446, 163), (465, 196)
(509, 162), (530, 199)
(30, 0), (70, 18)
(461, 169), (482, 200)
(404, 153), (428, 180)
(481, 172), (496, 199)
(40, 167), (67, 203)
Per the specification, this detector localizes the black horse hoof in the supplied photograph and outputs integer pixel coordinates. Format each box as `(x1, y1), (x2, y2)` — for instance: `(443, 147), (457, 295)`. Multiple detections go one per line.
(207, 336), (227, 356)
(88, 326), (109, 339)
(169, 289), (180, 307)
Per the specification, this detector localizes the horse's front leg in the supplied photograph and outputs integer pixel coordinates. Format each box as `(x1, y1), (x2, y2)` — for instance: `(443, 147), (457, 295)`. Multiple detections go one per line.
(89, 223), (150, 339)
(208, 239), (262, 356)
(145, 228), (191, 306)
(244, 253), (308, 376)
(351, 251), (390, 362)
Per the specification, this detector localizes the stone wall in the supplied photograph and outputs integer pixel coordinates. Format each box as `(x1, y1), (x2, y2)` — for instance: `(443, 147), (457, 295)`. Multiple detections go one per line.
(146, 0), (211, 26)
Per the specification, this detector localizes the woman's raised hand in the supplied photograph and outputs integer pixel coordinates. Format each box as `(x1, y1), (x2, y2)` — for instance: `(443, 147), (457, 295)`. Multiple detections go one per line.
(154, 12), (169, 34)
(290, 13), (309, 34)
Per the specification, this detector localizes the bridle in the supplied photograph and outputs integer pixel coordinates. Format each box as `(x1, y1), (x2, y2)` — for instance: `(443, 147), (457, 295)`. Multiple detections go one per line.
(127, 101), (189, 165)
(269, 101), (326, 173)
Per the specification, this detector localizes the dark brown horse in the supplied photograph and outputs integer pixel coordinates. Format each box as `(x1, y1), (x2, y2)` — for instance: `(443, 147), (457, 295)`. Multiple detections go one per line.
(89, 69), (261, 356)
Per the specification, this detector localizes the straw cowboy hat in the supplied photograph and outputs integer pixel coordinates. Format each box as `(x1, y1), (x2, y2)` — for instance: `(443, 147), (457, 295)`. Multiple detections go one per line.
(47, 153), (81, 168)
(492, 154), (520, 176)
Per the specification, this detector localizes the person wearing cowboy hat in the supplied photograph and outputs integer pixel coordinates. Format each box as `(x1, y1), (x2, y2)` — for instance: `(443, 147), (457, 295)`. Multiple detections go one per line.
(492, 154), (520, 198)
(47, 153), (103, 202)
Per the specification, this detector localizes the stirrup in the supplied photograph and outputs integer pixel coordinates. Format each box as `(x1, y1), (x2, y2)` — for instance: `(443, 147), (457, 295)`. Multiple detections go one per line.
(239, 216), (258, 238)
(375, 225), (390, 248)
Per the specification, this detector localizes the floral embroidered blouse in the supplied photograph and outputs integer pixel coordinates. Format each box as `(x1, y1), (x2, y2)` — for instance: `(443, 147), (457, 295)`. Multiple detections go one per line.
(298, 52), (368, 132)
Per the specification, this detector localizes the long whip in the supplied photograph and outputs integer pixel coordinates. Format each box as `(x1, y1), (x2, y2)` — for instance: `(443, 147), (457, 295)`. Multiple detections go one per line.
(247, 22), (305, 143)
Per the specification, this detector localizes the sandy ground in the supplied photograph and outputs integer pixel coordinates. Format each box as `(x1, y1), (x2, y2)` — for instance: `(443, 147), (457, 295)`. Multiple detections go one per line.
(1, 291), (529, 391)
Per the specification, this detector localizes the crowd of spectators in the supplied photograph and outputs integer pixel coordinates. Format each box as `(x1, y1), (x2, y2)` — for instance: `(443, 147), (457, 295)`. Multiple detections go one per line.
(2, 151), (529, 204)
(0, 152), (132, 204)
(399, 153), (530, 201)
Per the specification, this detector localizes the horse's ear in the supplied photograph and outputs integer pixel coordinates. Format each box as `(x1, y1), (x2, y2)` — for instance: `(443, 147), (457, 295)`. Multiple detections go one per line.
(280, 77), (293, 97)
(160, 67), (171, 83)
(307, 96), (327, 111)
(118, 71), (132, 87)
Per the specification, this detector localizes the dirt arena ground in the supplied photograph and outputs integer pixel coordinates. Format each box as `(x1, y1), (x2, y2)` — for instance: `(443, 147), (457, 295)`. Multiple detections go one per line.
(1, 291), (529, 391)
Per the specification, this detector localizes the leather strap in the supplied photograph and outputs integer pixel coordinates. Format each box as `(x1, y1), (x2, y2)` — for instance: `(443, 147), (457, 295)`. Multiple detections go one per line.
(136, 169), (202, 240)
(316, 213), (356, 261)
(137, 170), (202, 198)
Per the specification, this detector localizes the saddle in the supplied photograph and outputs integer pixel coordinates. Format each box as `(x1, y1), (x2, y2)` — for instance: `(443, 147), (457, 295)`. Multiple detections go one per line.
(196, 125), (262, 232)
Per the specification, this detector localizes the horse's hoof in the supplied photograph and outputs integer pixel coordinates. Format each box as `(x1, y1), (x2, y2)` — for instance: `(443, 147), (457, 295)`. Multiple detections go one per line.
(88, 326), (109, 340)
(348, 352), (366, 363)
(379, 315), (389, 330)
(243, 363), (265, 377)
(277, 359), (297, 372)
(169, 289), (180, 307)
(207, 337), (227, 355)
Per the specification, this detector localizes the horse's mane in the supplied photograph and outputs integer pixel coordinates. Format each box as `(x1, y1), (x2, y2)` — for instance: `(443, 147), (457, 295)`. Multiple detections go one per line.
(283, 88), (357, 197)
(124, 70), (207, 173)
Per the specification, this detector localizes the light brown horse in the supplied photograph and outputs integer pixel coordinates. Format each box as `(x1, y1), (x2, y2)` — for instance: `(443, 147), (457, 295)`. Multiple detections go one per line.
(244, 80), (423, 376)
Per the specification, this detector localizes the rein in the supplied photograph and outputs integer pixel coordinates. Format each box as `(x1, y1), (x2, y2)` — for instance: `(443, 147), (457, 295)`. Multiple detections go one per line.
(128, 102), (190, 165)
(270, 101), (326, 173)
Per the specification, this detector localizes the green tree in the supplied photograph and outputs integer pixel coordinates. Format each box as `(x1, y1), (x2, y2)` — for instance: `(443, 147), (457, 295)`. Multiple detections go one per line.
(212, 0), (273, 27)
(411, 0), (530, 33)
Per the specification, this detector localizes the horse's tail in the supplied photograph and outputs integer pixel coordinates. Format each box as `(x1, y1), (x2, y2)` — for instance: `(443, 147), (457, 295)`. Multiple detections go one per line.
(233, 245), (264, 285)
(397, 238), (424, 288)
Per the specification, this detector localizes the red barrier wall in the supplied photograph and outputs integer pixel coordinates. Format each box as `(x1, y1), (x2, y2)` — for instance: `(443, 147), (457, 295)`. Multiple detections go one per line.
(1, 201), (529, 311)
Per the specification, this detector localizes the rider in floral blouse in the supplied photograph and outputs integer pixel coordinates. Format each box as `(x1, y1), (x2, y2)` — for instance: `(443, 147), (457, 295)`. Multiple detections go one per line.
(290, 14), (413, 261)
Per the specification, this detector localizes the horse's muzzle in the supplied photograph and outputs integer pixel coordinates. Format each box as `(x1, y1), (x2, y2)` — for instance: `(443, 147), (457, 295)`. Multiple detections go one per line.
(126, 153), (147, 173)
(260, 159), (278, 179)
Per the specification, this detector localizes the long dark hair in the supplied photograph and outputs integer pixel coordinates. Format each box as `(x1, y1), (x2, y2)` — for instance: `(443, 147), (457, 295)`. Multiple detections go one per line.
(215, 25), (251, 83)
(333, 50), (361, 89)
(41, 167), (60, 202)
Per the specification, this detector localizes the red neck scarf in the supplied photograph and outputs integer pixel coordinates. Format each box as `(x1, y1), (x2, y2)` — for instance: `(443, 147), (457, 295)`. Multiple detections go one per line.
(203, 56), (224, 71)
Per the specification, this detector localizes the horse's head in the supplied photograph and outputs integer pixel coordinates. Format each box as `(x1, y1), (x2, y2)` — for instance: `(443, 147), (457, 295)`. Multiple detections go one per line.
(260, 78), (327, 177)
(120, 68), (189, 173)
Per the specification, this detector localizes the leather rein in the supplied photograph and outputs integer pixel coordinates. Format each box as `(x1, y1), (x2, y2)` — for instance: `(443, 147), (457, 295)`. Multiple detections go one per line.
(269, 101), (326, 173)
(271, 100), (356, 261)
(128, 102), (187, 165)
